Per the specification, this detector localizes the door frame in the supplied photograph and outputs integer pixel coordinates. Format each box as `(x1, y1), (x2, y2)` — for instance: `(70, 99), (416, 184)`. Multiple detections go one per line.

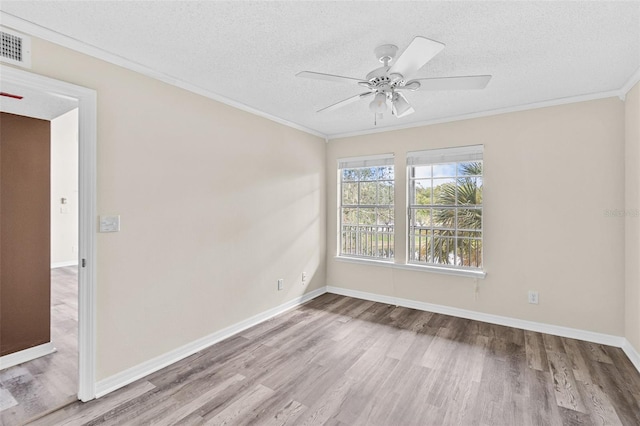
(1, 65), (97, 401)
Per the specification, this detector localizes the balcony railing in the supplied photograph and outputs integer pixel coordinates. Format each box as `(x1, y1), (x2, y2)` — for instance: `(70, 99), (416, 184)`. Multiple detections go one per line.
(340, 224), (481, 268)
(409, 226), (482, 268)
(341, 225), (394, 259)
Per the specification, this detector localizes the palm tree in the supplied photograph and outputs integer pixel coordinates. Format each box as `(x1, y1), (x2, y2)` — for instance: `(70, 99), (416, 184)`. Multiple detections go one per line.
(422, 162), (482, 267)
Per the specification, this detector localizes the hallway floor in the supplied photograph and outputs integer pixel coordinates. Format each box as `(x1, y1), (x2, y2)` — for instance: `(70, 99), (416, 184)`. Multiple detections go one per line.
(0, 266), (78, 425)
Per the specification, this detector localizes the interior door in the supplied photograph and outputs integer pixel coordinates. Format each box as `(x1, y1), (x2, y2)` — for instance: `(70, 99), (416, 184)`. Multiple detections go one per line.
(0, 111), (51, 356)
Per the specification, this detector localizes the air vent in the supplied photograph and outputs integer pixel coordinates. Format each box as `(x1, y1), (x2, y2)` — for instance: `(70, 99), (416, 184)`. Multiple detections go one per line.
(0, 27), (31, 68)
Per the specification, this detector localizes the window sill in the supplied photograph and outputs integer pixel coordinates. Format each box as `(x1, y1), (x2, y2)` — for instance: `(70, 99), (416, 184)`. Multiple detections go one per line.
(334, 256), (486, 279)
(334, 256), (395, 267)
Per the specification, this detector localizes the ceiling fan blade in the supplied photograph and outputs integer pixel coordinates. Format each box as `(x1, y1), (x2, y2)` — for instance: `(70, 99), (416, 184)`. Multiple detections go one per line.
(404, 75), (492, 91)
(297, 71), (365, 84)
(389, 36), (445, 79)
(318, 92), (373, 113)
(392, 92), (415, 118)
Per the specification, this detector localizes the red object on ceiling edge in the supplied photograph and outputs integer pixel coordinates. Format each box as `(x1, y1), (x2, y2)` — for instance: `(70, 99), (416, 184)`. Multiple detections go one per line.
(0, 92), (24, 100)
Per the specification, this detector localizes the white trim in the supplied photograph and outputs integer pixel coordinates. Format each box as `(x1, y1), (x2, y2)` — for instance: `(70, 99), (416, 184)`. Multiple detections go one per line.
(335, 256), (395, 268)
(326, 286), (625, 347)
(394, 262), (486, 279)
(76, 72), (98, 403)
(4, 11), (637, 143)
(328, 90), (623, 140)
(0, 342), (56, 370)
(0, 12), (326, 140)
(1, 65), (98, 402)
(51, 260), (79, 269)
(95, 287), (327, 398)
(93, 282), (639, 396)
(4, 11), (635, 144)
(622, 339), (640, 374)
(334, 256), (486, 279)
(620, 66), (640, 98)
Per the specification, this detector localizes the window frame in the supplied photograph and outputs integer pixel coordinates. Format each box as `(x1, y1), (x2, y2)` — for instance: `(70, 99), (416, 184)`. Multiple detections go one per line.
(338, 154), (395, 261)
(406, 145), (484, 272)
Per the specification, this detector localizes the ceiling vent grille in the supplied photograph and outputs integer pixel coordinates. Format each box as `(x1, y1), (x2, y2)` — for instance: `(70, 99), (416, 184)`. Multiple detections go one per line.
(0, 27), (31, 68)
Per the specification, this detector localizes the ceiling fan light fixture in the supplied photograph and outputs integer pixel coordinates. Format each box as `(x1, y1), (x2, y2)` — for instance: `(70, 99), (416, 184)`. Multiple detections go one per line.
(369, 92), (387, 113)
(392, 92), (414, 118)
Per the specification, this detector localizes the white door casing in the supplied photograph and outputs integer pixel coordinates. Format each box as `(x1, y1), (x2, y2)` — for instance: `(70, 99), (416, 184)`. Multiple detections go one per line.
(1, 65), (97, 401)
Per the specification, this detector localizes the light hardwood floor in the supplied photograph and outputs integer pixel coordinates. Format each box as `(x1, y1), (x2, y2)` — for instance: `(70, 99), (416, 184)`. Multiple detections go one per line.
(26, 292), (640, 425)
(0, 266), (78, 426)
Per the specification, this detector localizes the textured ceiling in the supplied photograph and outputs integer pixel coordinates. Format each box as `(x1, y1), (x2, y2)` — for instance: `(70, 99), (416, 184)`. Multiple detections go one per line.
(0, 80), (78, 120)
(1, 1), (639, 137)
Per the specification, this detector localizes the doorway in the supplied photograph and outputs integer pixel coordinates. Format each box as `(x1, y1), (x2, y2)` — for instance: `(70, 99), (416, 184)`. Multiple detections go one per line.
(0, 107), (78, 423)
(0, 66), (97, 417)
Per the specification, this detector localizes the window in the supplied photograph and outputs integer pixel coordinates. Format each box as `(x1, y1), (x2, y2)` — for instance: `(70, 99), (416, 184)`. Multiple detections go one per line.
(407, 145), (483, 270)
(339, 154), (394, 260)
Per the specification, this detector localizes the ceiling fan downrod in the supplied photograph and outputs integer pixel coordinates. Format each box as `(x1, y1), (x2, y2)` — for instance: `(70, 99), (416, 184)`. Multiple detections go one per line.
(374, 44), (399, 66)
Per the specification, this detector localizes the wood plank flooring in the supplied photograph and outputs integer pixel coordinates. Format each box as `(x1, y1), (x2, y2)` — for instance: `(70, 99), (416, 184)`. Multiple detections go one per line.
(0, 267), (78, 426)
(27, 293), (640, 426)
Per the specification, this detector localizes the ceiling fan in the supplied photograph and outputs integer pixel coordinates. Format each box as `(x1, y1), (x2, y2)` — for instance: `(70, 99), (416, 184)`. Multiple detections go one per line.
(296, 36), (491, 121)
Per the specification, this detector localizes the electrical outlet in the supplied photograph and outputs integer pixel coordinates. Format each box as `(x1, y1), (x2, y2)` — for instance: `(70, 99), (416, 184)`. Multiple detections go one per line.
(277, 279), (283, 291)
(302, 272), (307, 284)
(528, 291), (539, 304)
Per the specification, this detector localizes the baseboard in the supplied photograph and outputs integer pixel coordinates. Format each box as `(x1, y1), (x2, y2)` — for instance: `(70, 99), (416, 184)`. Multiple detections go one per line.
(95, 287), (327, 398)
(0, 342), (56, 370)
(326, 286), (626, 348)
(94, 284), (640, 398)
(622, 339), (640, 374)
(51, 260), (78, 268)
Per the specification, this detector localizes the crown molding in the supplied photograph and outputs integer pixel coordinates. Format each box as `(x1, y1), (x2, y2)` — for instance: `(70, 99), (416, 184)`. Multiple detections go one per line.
(3, 11), (637, 143)
(620, 66), (640, 99)
(327, 66), (639, 140)
(327, 89), (624, 140)
(0, 12), (327, 140)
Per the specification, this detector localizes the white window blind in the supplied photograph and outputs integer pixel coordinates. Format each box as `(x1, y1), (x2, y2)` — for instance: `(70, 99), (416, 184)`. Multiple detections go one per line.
(338, 153), (394, 169)
(407, 145), (483, 166)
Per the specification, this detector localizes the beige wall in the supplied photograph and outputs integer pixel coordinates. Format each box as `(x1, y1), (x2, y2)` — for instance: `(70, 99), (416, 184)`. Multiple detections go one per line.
(327, 98), (626, 336)
(626, 82), (640, 352)
(15, 30), (636, 383)
(51, 108), (79, 265)
(24, 37), (326, 380)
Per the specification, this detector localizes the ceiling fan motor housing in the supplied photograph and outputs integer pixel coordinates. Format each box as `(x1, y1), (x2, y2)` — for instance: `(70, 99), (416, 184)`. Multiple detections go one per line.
(374, 44), (398, 64)
(366, 68), (404, 88)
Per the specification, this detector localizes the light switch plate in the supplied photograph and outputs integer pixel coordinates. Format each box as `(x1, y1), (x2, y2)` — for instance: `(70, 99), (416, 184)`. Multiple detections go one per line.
(99, 215), (120, 232)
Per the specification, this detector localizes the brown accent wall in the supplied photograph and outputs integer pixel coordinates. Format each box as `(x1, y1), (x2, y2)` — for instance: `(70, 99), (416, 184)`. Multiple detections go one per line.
(0, 112), (51, 357)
